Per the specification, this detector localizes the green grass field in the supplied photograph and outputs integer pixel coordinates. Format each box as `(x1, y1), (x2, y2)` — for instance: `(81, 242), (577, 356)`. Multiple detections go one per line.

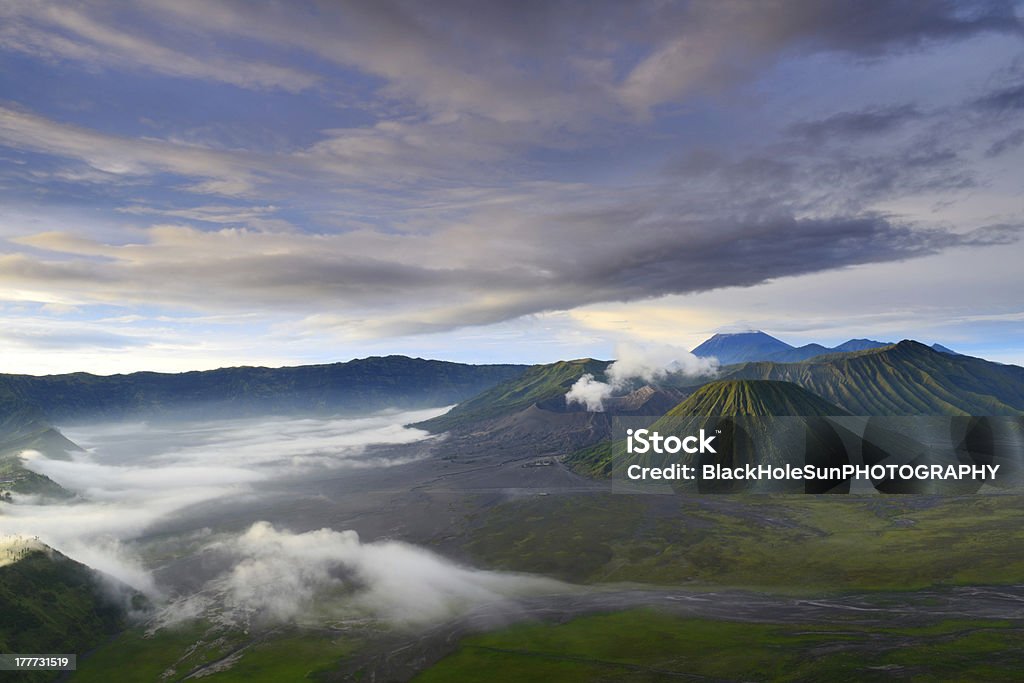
(66, 494), (1024, 680)
(414, 609), (1024, 682)
(71, 622), (358, 682)
(465, 493), (1024, 590)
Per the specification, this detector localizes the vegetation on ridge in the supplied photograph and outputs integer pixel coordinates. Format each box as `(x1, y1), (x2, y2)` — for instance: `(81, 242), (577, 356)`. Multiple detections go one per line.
(415, 358), (610, 432)
(723, 341), (1024, 415)
(1, 544), (131, 682)
(0, 356), (527, 422)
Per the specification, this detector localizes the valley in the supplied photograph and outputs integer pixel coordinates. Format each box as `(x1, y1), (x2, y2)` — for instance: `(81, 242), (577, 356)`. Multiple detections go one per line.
(6, 7), (1022, 679)
(1, 335), (1023, 680)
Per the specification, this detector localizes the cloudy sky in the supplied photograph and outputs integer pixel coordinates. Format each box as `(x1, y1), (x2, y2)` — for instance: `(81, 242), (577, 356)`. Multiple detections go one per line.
(1, 0), (1022, 374)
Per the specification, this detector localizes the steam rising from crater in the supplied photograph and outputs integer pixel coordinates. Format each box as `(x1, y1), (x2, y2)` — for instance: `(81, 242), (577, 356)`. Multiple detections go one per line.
(566, 342), (718, 411)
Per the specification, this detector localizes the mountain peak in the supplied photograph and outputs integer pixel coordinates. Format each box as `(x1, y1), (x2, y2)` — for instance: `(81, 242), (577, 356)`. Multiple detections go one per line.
(892, 339), (933, 353)
(706, 330), (783, 342)
(692, 332), (900, 365)
(692, 332), (792, 365)
(722, 340), (1024, 415)
(833, 338), (889, 353)
(931, 343), (960, 356)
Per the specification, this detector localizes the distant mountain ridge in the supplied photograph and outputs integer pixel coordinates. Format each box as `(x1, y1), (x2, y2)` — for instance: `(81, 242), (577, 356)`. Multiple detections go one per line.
(0, 356), (527, 496)
(723, 340), (1024, 415)
(0, 356), (527, 423)
(420, 338), (1021, 452)
(834, 338), (890, 353)
(689, 330), (960, 364)
(691, 331), (797, 364)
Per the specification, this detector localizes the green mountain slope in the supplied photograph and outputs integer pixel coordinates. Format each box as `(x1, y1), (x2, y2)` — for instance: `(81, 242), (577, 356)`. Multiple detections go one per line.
(0, 407), (81, 455)
(569, 380), (853, 488)
(0, 540), (133, 682)
(0, 356), (527, 422)
(658, 381), (855, 493)
(663, 379), (850, 418)
(722, 341), (1024, 415)
(415, 358), (610, 432)
(427, 341), (1023, 482)
(0, 407), (78, 497)
(690, 331), (900, 364)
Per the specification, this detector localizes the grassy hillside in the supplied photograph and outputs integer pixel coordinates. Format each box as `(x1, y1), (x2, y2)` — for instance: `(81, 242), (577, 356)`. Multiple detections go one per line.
(415, 358), (610, 432)
(415, 609), (1024, 682)
(0, 407), (78, 497)
(72, 623), (358, 683)
(723, 341), (1024, 415)
(422, 339), (1024, 440)
(663, 379), (849, 418)
(465, 494), (1024, 589)
(567, 381), (856, 490)
(0, 540), (131, 682)
(0, 356), (526, 422)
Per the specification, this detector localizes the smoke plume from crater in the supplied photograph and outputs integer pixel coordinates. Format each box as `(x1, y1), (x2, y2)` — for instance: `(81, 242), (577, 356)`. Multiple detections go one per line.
(566, 342), (718, 411)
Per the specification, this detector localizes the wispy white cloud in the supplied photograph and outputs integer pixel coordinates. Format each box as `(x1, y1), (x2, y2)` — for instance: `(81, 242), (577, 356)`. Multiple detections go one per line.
(0, 1), (318, 92)
(2, 408), (446, 592)
(0, 106), (266, 195)
(5, 409), (571, 629)
(205, 522), (565, 627)
(0, 105), (518, 198)
(0, 0), (1021, 370)
(138, 0), (1023, 123)
(566, 342), (717, 411)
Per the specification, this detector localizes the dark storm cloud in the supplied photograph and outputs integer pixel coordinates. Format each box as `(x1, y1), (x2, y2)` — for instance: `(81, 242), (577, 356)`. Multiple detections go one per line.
(974, 82), (1024, 112)
(787, 105), (922, 144)
(541, 214), (991, 300)
(771, 0), (1021, 53)
(4, 207), (1015, 335)
(958, 223), (1023, 246)
(671, 126), (977, 217)
(31, 0), (1010, 123)
(808, 145), (976, 205)
(358, 214), (1020, 336)
(326, 0), (1020, 58)
(0, 0), (1022, 353)
(987, 129), (1024, 156)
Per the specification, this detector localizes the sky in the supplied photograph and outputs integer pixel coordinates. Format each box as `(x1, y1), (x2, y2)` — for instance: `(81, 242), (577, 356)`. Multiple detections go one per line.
(0, 0), (1022, 374)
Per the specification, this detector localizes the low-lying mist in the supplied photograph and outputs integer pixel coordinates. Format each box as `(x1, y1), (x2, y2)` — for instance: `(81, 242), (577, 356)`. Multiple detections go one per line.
(158, 522), (566, 630)
(1, 406), (570, 629)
